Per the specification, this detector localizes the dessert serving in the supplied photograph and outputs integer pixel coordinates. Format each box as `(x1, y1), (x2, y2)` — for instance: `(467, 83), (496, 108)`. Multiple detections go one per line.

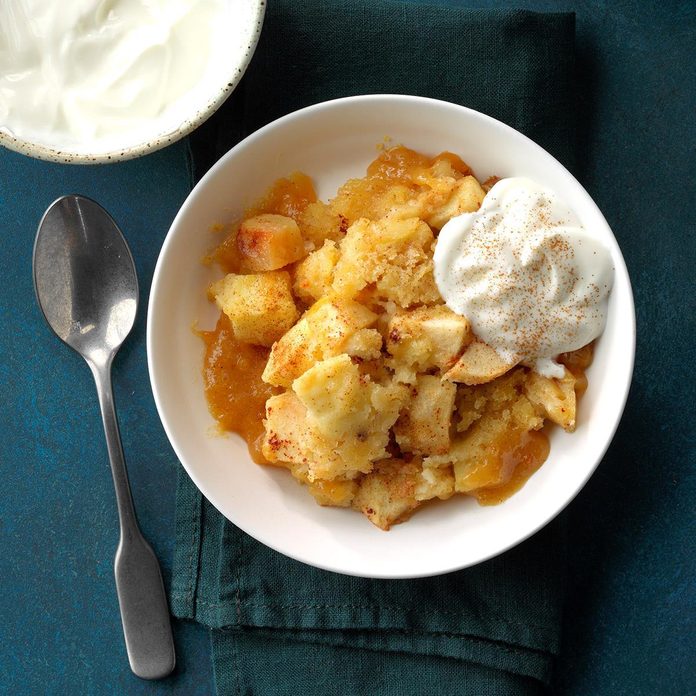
(200, 145), (614, 530)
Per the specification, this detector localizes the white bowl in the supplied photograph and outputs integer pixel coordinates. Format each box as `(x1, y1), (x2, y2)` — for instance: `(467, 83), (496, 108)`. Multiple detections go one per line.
(0, 1), (265, 164)
(147, 95), (635, 578)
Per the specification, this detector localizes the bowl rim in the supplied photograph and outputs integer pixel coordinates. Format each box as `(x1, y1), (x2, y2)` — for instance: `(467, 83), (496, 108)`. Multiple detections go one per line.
(147, 93), (636, 578)
(0, 0), (266, 165)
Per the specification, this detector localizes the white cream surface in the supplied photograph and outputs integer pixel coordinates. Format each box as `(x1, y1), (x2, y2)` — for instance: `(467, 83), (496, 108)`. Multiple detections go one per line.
(0, 0), (242, 154)
(434, 177), (614, 377)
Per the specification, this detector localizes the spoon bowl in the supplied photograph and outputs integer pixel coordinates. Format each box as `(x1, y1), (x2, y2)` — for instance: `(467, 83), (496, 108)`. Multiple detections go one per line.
(34, 196), (138, 364)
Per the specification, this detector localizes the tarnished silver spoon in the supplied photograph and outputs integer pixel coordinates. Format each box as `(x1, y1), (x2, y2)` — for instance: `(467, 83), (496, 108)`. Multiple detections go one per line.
(33, 195), (175, 680)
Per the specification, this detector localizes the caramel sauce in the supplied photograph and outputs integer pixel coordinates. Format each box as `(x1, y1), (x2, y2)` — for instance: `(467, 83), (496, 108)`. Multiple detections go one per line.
(367, 145), (472, 182)
(471, 430), (550, 505)
(201, 174), (317, 462)
(199, 313), (275, 464)
(367, 145), (430, 181)
(209, 172), (317, 273)
(245, 171), (316, 221)
(208, 226), (242, 274)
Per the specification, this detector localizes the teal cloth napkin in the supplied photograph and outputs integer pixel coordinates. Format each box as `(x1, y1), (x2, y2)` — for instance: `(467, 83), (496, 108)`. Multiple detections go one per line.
(174, 2), (576, 694)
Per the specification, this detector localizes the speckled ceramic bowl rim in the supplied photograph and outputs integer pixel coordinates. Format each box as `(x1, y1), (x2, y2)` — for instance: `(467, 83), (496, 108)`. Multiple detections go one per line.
(0, 1), (266, 165)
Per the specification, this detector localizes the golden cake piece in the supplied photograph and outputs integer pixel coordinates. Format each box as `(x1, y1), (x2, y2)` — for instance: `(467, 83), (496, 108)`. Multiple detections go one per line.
(210, 271), (298, 347)
(298, 200), (348, 247)
(332, 216), (440, 307)
(414, 465), (455, 502)
(342, 329), (384, 360)
(293, 239), (340, 303)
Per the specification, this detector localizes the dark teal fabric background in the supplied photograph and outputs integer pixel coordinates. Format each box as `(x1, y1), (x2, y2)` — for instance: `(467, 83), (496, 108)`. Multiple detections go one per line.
(0, 1), (693, 694)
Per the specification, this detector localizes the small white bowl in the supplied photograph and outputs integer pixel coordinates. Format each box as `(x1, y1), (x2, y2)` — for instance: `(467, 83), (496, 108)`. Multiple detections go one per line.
(0, 1), (265, 164)
(147, 95), (635, 578)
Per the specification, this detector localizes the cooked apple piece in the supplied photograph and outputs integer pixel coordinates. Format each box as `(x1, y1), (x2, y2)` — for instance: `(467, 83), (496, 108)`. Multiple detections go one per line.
(559, 343), (594, 373)
(443, 340), (515, 385)
(210, 271), (297, 347)
(423, 176), (486, 229)
(438, 419), (521, 493)
(352, 458), (421, 530)
(524, 368), (577, 432)
(262, 391), (366, 481)
(393, 375), (456, 455)
(425, 393), (547, 494)
(262, 391), (319, 466)
(237, 214), (306, 271)
(262, 296), (377, 387)
(470, 430), (550, 505)
(261, 317), (315, 387)
(386, 305), (472, 382)
(292, 354), (407, 465)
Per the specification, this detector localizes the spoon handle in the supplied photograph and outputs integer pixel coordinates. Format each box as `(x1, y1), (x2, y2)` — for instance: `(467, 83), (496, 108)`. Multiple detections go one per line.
(91, 361), (176, 680)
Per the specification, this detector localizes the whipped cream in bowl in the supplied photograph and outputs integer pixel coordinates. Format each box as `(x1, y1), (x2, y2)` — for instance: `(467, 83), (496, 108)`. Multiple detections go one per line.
(0, 0), (265, 162)
(434, 177), (615, 377)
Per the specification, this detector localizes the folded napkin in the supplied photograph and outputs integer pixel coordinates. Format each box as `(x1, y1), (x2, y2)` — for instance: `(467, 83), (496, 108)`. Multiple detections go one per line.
(173, 2), (576, 694)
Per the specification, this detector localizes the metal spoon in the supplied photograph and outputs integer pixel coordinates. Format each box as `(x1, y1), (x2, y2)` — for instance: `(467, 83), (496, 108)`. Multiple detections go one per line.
(33, 195), (176, 680)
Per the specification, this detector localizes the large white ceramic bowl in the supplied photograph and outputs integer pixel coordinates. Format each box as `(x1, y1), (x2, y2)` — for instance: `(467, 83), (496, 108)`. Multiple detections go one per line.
(147, 95), (635, 578)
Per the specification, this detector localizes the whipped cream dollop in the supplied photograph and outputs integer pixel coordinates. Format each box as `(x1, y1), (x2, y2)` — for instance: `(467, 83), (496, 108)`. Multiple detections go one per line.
(434, 177), (614, 378)
(0, 0), (241, 154)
